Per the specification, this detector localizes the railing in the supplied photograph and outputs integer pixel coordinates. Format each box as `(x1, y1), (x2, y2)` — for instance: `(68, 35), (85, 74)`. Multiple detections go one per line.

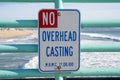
(0, 0), (120, 2)
(1, 20), (120, 28)
(0, 0), (120, 80)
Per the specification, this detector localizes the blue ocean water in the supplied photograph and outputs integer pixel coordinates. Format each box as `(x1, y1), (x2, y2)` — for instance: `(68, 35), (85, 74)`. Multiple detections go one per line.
(0, 33), (38, 69)
(81, 28), (120, 42)
(0, 28), (120, 69)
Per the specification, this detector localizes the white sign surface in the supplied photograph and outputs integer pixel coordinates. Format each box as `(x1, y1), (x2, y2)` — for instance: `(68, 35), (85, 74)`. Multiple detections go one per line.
(38, 9), (80, 72)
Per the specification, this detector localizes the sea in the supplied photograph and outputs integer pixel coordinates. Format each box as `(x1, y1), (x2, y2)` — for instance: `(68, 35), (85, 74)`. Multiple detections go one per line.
(0, 28), (120, 69)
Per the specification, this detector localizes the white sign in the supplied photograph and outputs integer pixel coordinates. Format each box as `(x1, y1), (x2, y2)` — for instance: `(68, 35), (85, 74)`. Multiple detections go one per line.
(38, 9), (80, 72)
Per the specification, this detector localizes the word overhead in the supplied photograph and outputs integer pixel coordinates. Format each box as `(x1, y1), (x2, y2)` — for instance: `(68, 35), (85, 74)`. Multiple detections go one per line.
(38, 9), (80, 72)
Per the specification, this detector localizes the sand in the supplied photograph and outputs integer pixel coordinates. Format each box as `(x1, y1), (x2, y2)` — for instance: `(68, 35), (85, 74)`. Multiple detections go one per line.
(0, 29), (37, 38)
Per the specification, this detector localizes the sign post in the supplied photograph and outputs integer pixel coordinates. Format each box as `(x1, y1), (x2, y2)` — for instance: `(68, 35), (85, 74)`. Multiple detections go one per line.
(38, 9), (80, 72)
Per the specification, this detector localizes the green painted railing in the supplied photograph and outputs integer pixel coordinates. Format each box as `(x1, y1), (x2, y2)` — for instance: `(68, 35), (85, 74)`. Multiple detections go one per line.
(0, 0), (120, 80)
(0, 44), (37, 53)
(0, 0), (120, 2)
(1, 43), (120, 53)
(0, 20), (37, 28)
(0, 68), (120, 79)
(0, 20), (120, 28)
(0, 0), (54, 2)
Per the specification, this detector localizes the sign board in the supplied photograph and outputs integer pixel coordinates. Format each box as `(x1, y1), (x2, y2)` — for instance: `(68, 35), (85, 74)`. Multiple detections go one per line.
(38, 9), (80, 72)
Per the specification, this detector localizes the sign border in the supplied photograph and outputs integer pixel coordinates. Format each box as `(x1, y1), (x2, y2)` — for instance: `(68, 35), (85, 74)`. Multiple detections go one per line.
(38, 9), (81, 72)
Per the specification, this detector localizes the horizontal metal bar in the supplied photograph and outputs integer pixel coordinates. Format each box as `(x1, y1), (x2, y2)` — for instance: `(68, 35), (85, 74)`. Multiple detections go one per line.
(0, 0), (120, 2)
(63, 0), (120, 3)
(81, 43), (120, 52)
(0, 20), (37, 28)
(0, 44), (37, 53)
(0, 68), (120, 79)
(0, 20), (120, 28)
(81, 20), (120, 28)
(0, 0), (54, 2)
(1, 43), (120, 53)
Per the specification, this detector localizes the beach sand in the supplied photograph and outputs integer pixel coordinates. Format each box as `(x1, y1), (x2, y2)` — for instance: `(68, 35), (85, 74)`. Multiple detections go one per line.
(0, 29), (37, 38)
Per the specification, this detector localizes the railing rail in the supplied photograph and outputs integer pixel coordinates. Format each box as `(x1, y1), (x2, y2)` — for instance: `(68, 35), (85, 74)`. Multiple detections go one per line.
(0, 20), (120, 28)
(1, 44), (120, 53)
(0, 0), (54, 2)
(0, 0), (120, 2)
(0, 68), (120, 79)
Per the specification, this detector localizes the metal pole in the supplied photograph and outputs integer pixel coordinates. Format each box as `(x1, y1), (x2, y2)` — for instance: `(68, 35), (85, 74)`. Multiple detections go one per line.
(55, 0), (64, 80)
(55, 75), (64, 80)
(55, 0), (63, 9)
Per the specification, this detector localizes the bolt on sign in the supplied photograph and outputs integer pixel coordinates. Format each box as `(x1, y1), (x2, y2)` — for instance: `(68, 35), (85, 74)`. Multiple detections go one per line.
(38, 9), (80, 72)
